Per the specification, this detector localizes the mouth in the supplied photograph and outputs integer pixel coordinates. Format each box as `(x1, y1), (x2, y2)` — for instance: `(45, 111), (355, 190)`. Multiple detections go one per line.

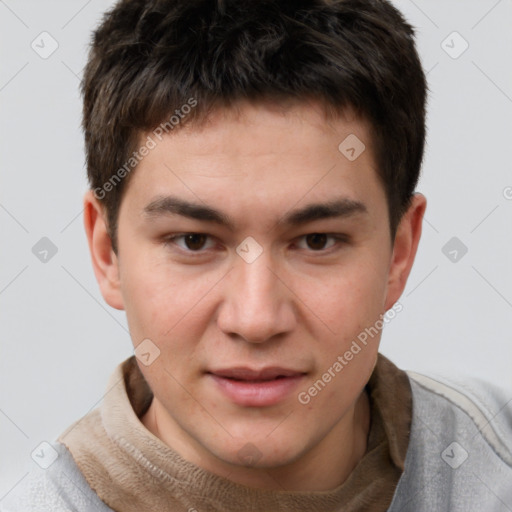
(206, 367), (307, 407)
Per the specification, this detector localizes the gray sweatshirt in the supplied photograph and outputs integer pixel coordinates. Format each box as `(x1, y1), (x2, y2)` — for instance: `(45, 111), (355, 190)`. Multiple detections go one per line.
(2, 370), (511, 511)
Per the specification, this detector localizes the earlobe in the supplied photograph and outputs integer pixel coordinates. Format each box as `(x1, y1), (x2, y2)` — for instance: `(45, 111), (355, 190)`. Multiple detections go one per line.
(384, 193), (427, 311)
(83, 190), (125, 311)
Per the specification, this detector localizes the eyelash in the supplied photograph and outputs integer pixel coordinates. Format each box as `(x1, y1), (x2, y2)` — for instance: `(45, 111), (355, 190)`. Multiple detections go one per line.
(161, 233), (349, 256)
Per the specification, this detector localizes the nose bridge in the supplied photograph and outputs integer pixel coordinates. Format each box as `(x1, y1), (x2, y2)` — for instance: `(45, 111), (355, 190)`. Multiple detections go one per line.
(239, 253), (276, 306)
(218, 247), (294, 343)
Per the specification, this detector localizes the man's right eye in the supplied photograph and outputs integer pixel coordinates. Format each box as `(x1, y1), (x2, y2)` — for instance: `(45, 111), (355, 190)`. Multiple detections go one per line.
(162, 233), (215, 252)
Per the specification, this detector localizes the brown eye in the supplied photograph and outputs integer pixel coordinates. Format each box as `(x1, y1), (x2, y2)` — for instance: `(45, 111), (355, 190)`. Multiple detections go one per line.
(183, 234), (208, 250)
(296, 233), (346, 253)
(162, 233), (216, 254)
(305, 233), (328, 250)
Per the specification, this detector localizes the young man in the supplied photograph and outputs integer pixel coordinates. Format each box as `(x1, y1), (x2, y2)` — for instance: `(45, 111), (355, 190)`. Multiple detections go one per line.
(3, 0), (511, 511)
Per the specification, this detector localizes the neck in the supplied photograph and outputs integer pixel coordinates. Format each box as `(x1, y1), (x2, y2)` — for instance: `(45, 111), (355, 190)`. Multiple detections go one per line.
(142, 389), (371, 492)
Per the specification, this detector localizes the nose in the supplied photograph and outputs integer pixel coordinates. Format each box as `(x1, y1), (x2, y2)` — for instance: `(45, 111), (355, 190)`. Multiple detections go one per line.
(216, 250), (296, 344)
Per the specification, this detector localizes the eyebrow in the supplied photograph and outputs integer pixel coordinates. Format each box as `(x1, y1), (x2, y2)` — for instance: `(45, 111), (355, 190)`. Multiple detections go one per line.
(143, 195), (367, 230)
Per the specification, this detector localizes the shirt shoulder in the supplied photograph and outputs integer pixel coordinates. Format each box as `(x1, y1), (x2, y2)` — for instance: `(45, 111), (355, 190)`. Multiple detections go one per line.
(389, 371), (512, 512)
(0, 441), (113, 512)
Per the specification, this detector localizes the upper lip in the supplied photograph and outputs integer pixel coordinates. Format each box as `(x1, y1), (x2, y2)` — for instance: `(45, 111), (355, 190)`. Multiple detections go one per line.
(208, 367), (306, 381)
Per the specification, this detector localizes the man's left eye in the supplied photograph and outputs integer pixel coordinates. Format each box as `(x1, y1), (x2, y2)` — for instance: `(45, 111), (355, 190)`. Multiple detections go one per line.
(296, 234), (345, 251)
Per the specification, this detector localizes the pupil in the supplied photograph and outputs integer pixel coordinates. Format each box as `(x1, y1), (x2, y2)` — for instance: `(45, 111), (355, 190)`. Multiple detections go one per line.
(307, 233), (327, 250)
(185, 234), (206, 250)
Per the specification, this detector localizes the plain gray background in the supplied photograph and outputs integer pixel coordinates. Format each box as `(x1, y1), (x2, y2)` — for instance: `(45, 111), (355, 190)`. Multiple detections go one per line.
(1, 0), (511, 497)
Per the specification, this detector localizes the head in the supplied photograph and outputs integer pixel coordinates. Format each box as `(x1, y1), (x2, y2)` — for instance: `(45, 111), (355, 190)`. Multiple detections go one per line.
(83, 0), (427, 488)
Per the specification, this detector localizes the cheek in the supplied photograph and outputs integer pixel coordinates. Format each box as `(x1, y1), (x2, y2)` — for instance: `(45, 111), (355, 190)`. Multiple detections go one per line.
(120, 258), (222, 350)
(120, 266), (175, 340)
(303, 259), (388, 338)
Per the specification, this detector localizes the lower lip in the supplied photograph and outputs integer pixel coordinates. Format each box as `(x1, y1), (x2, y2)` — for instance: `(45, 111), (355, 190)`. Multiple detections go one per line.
(208, 374), (305, 407)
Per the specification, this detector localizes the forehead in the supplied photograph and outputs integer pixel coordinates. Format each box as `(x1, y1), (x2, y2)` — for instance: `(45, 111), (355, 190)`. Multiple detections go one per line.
(168, 100), (372, 159)
(120, 100), (385, 228)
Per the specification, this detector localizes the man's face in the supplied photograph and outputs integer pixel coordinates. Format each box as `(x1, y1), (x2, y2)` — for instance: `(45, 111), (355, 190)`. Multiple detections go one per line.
(109, 101), (403, 480)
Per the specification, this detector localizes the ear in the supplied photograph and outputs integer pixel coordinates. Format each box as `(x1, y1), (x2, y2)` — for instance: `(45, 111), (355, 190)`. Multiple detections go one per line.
(384, 193), (427, 310)
(83, 190), (125, 310)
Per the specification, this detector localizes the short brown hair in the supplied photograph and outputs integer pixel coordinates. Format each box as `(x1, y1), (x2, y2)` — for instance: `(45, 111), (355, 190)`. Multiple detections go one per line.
(83, 0), (427, 253)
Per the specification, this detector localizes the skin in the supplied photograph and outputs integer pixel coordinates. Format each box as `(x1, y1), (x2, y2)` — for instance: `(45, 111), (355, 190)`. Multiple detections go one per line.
(84, 100), (426, 492)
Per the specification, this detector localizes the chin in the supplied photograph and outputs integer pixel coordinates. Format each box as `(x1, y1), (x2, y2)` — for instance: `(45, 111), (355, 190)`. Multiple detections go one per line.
(211, 436), (305, 470)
